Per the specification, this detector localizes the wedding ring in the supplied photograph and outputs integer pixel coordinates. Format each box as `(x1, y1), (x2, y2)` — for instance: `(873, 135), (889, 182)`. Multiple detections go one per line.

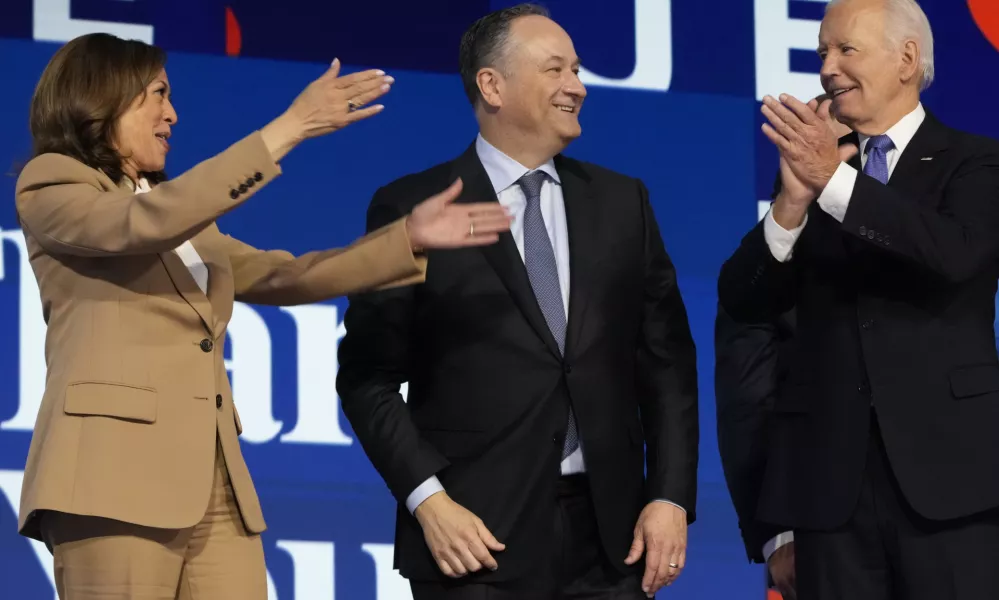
(468, 222), (475, 237)
(668, 563), (679, 569)
(347, 99), (359, 112)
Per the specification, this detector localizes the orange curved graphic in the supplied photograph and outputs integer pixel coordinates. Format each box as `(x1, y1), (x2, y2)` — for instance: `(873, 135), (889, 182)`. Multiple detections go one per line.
(225, 7), (242, 57)
(969, 0), (999, 52)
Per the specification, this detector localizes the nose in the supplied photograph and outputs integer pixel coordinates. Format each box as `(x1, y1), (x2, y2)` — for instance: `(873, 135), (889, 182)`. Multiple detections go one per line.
(819, 54), (839, 88)
(565, 71), (587, 99)
(164, 98), (178, 125)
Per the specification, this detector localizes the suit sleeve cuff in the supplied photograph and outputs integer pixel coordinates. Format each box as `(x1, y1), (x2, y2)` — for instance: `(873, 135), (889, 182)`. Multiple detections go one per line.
(652, 499), (686, 514)
(762, 530), (794, 562)
(406, 475), (444, 514)
(763, 208), (807, 262)
(816, 162), (858, 223)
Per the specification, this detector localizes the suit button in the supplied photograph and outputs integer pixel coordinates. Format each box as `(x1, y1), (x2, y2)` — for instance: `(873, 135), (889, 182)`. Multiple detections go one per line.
(867, 230), (875, 240)
(884, 236), (891, 246)
(229, 189), (239, 199)
(859, 226), (867, 236)
(238, 183), (248, 194)
(552, 435), (560, 446)
(564, 364), (572, 374)
(216, 394), (223, 409)
(861, 319), (874, 330)
(200, 338), (213, 352)
(246, 177), (256, 188)
(254, 171), (263, 182)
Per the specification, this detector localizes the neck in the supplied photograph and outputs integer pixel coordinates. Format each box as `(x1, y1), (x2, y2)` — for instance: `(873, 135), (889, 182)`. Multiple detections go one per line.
(850, 91), (920, 137)
(479, 119), (562, 169)
(121, 162), (139, 186)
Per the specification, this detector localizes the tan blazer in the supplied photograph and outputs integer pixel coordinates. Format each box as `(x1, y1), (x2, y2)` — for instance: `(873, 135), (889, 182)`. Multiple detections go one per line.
(14, 131), (426, 541)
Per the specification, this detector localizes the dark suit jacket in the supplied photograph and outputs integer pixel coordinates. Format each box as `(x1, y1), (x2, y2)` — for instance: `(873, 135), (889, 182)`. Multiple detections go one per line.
(718, 111), (999, 531)
(714, 304), (795, 562)
(336, 143), (699, 583)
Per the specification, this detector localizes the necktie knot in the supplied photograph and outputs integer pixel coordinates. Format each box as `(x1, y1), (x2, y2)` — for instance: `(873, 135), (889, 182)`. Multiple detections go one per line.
(866, 134), (894, 155)
(517, 170), (548, 202)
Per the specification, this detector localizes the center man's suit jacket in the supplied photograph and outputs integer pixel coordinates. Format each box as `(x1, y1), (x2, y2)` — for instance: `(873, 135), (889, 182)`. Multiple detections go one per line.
(14, 132), (426, 541)
(337, 143), (699, 584)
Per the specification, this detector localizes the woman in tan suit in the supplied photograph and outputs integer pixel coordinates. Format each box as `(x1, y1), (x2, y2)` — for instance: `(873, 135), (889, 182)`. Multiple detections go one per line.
(14, 33), (510, 600)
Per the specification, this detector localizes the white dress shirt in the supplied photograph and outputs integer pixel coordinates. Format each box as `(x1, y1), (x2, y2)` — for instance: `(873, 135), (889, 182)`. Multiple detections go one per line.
(135, 178), (209, 295)
(759, 103), (926, 562)
(406, 135), (685, 517)
(763, 103), (926, 263)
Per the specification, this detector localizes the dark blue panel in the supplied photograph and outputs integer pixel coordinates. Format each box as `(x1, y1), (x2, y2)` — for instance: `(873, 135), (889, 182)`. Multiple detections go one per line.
(71, 0), (151, 24)
(670, 0), (756, 96)
(544, 0), (635, 79)
(0, 0), (30, 38)
(790, 48), (822, 75)
(789, 0), (826, 21)
(228, 0), (492, 72)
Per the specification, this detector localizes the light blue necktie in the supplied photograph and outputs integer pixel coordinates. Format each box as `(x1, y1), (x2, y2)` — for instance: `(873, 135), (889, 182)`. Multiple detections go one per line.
(517, 170), (579, 460)
(863, 134), (894, 184)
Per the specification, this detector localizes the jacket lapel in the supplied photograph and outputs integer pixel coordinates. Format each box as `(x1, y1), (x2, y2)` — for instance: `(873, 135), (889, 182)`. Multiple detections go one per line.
(158, 250), (215, 336)
(452, 145), (562, 359)
(110, 176), (217, 335)
(556, 156), (599, 358)
(886, 112), (949, 192)
(844, 131), (862, 171)
(190, 231), (233, 335)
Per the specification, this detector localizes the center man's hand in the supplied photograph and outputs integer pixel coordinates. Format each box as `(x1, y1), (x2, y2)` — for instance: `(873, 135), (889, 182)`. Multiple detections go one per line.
(414, 491), (506, 578)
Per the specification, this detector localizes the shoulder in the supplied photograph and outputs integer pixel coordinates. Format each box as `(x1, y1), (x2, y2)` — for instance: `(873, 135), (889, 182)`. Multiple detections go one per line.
(16, 152), (115, 197)
(950, 130), (999, 159)
(922, 114), (999, 161)
(371, 160), (456, 210)
(556, 154), (643, 190)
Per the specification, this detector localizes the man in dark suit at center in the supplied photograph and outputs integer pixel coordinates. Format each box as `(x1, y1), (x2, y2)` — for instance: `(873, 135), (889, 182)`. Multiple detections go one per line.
(336, 4), (699, 599)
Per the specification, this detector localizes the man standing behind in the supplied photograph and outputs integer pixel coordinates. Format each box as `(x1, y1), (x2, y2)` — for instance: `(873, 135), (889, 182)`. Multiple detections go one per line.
(337, 4), (698, 599)
(714, 305), (797, 598)
(720, 0), (999, 597)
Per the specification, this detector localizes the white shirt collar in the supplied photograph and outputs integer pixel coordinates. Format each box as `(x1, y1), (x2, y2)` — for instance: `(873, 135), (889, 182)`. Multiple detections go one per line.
(474, 133), (561, 195)
(858, 102), (926, 157)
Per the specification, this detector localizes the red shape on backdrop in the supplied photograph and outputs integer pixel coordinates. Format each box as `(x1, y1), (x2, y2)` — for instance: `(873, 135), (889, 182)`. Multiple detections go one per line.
(225, 7), (242, 57)
(767, 590), (783, 600)
(969, 0), (999, 52)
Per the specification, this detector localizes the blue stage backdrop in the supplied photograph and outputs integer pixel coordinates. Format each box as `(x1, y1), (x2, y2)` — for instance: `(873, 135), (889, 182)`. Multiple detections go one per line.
(1, 1), (997, 598)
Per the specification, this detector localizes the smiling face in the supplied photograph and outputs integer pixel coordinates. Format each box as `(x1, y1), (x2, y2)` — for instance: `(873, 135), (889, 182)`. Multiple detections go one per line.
(818, 0), (921, 134)
(115, 69), (176, 181)
(484, 15), (587, 158)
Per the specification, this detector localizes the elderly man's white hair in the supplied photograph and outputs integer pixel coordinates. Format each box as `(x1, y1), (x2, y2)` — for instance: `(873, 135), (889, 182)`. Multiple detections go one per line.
(826, 0), (935, 91)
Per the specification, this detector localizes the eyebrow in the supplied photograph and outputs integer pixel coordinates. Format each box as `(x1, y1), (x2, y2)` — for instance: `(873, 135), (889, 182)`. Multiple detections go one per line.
(545, 55), (582, 68)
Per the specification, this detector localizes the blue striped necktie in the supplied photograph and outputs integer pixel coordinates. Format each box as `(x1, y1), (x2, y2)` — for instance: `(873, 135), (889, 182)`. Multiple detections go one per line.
(864, 134), (894, 184)
(517, 170), (579, 459)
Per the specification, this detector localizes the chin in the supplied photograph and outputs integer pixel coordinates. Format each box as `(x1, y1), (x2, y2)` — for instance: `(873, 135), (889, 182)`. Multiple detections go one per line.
(560, 125), (582, 141)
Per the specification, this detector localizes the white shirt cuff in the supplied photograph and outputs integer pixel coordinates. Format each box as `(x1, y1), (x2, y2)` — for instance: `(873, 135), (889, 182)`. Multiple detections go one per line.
(816, 162), (858, 223)
(652, 499), (686, 514)
(405, 476), (444, 514)
(763, 208), (807, 263)
(762, 530), (794, 563)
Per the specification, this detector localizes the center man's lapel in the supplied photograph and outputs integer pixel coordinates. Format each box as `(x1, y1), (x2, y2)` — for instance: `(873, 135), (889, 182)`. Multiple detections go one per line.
(451, 145), (563, 360)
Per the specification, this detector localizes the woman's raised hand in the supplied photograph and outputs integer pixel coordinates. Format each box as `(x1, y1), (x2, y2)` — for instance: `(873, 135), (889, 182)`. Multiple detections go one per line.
(262, 58), (393, 161)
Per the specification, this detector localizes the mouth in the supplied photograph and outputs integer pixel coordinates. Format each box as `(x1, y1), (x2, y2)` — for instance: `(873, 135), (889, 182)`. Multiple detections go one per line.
(155, 132), (171, 151)
(554, 103), (576, 114)
(828, 87), (857, 99)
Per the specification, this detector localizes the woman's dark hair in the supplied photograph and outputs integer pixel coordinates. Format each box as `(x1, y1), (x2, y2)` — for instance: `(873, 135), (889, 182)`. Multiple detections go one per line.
(29, 32), (168, 185)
